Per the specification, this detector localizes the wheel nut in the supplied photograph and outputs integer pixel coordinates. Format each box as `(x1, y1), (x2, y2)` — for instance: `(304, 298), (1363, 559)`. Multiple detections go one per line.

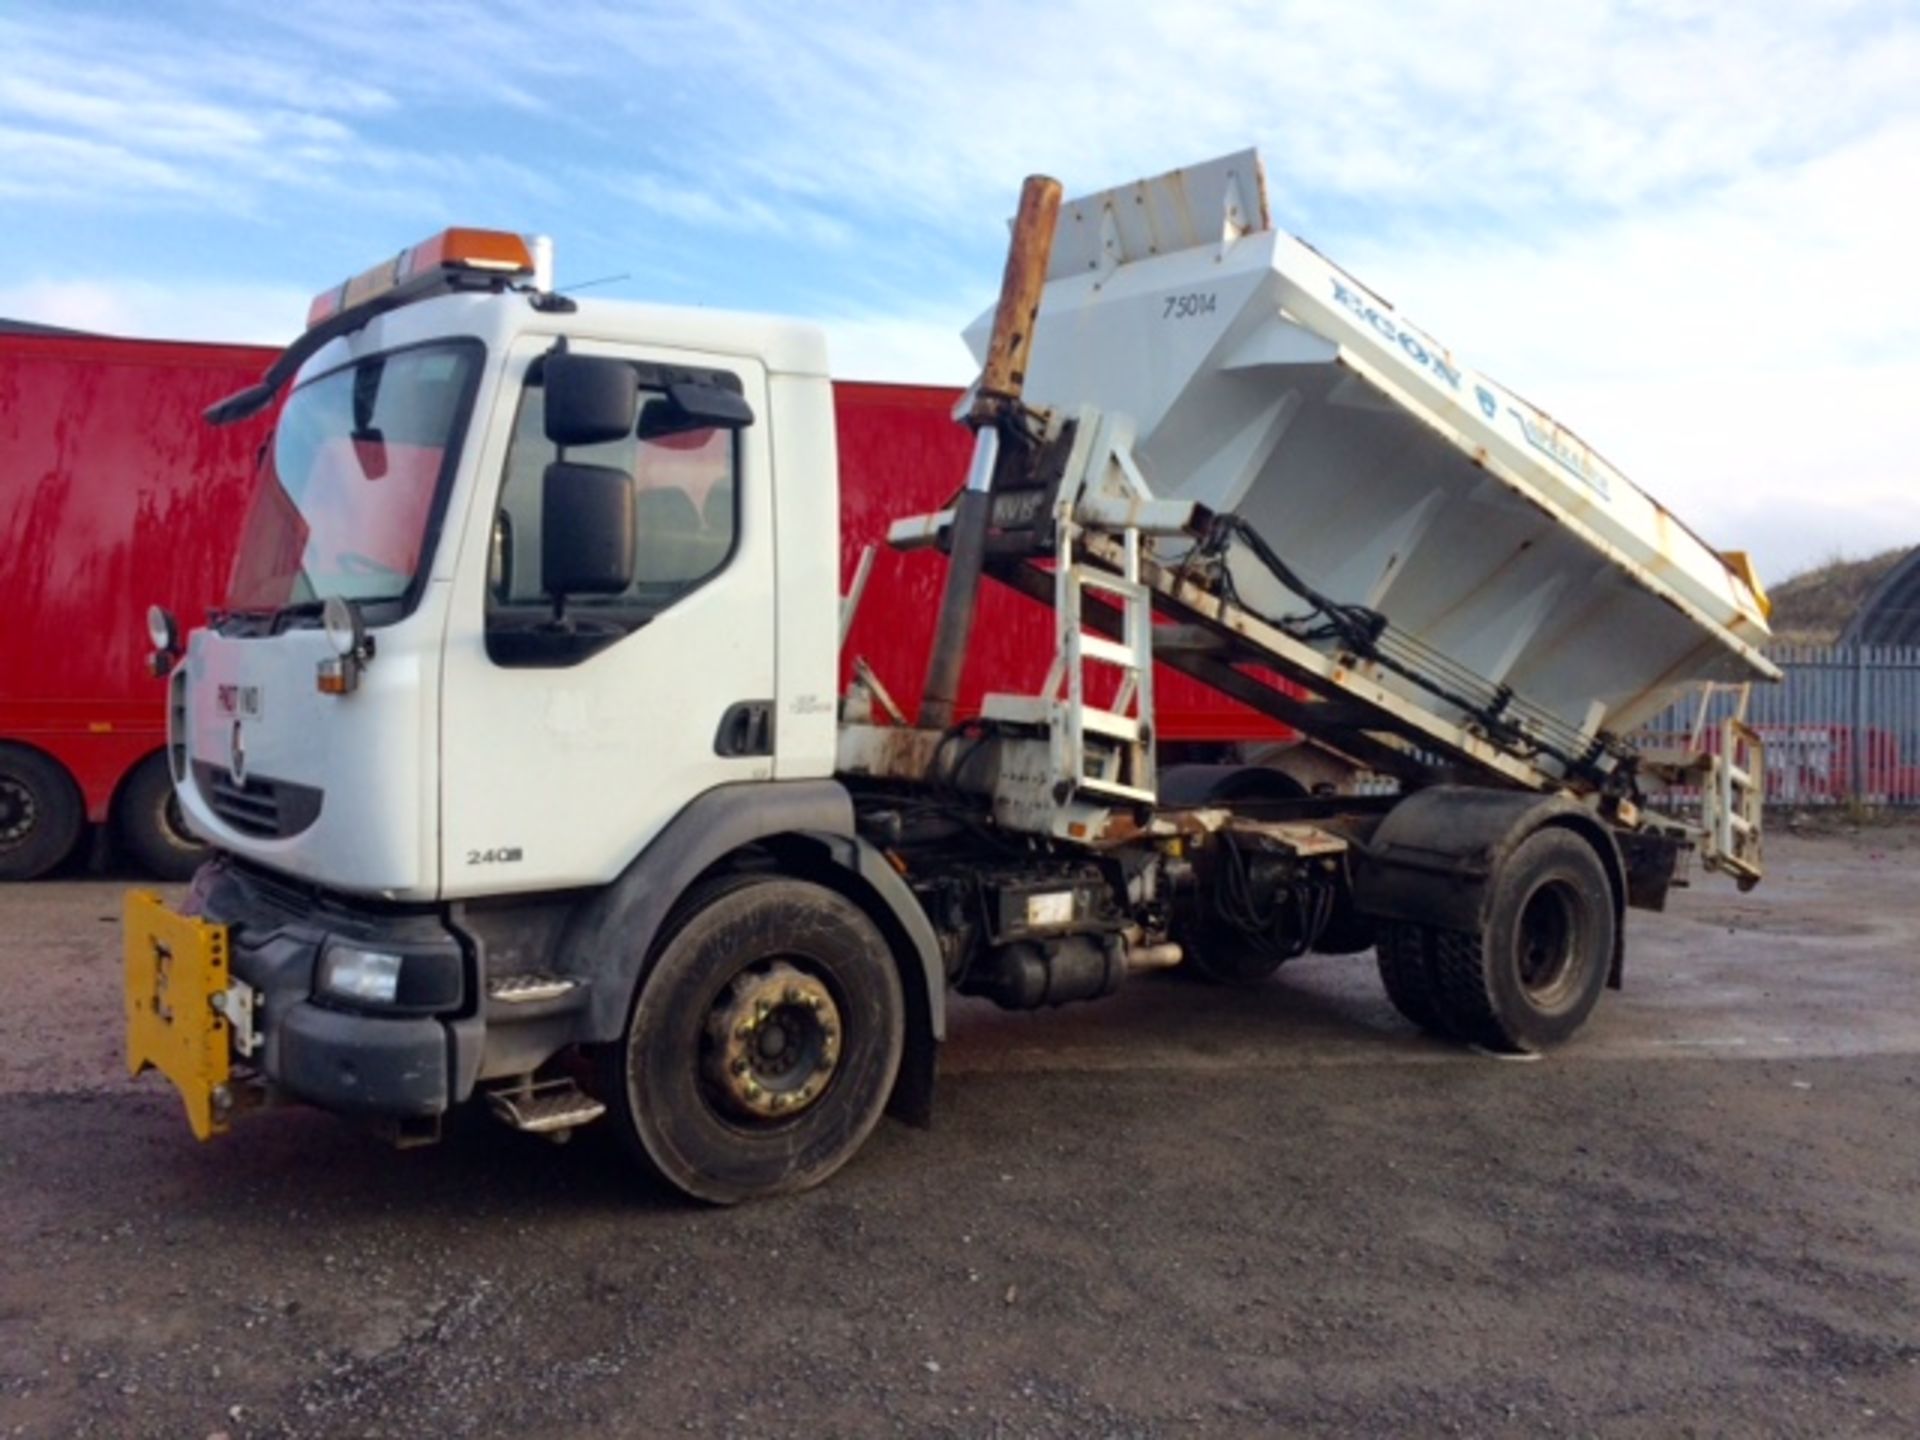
(731, 1057), (749, 1075)
(784, 986), (801, 1004)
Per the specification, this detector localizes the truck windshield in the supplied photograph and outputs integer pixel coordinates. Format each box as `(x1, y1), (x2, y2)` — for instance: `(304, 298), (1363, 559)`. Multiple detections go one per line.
(225, 341), (479, 619)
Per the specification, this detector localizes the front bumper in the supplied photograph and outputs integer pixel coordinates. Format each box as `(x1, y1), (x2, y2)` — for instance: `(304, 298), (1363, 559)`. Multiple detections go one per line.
(124, 860), (474, 1136)
(274, 1001), (448, 1115)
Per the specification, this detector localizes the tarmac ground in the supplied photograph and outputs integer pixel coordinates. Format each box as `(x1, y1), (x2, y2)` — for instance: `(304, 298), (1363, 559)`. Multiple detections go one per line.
(1, 824), (1916, 1437)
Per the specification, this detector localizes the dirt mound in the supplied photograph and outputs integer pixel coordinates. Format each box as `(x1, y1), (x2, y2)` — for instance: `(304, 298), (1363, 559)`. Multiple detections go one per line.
(1767, 546), (1911, 645)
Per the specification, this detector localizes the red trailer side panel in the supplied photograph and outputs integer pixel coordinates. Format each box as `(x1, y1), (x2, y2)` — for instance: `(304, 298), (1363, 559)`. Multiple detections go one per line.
(833, 381), (1284, 743)
(0, 333), (277, 820)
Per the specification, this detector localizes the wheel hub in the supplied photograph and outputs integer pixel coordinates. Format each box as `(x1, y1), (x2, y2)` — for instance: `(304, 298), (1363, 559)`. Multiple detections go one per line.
(704, 962), (840, 1121)
(1517, 881), (1578, 1003)
(0, 777), (34, 849)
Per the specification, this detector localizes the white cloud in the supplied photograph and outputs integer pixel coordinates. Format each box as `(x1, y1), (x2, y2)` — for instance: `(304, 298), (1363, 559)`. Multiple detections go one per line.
(0, 278), (305, 345)
(0, 126), (220, 203)
(531, 0), (1920, 240)
(815, 312), (976, 386)
(608, 172), (853, 249)
(1, 0), (1914, 581)
(7, 0), (1914, 233)
(1333, 115), (1920, 580)
(1554, 366), (1920, 581)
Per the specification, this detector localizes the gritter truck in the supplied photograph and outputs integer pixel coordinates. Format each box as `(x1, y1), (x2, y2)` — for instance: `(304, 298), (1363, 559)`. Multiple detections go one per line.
(124, 152), (1777, 1202)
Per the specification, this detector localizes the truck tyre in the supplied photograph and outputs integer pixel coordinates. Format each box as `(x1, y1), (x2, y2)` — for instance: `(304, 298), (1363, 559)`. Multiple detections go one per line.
(0, 744), (85, 882)
(115, 753), (208, 881)
(1429, 828), (1616, 1053)
(1375, 923), (1453, 1037)
(602, 875), (904, 1204)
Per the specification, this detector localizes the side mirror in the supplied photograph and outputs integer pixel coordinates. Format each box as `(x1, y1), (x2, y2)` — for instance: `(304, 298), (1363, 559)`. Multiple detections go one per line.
(638, 381), (755, 439)
(542, 462), (634, 605)
(544, 353), (639, 447)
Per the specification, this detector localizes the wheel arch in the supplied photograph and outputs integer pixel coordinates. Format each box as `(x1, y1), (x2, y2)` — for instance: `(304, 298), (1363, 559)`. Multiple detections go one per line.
(561, 780), (944, 1120)
(1354, 785), (1627, 988)
(758, 830), (944, 1126)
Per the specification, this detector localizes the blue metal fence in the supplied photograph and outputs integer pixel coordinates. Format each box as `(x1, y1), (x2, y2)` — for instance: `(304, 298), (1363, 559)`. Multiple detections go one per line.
(1636, 644), (1920, 807)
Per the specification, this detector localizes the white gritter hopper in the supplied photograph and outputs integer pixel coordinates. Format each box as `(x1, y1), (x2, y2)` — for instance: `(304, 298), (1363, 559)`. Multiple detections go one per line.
(969, 150), (1779, 752)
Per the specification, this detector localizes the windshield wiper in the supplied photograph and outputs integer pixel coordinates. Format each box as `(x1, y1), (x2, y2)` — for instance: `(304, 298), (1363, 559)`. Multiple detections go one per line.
(269, 599), (328, 632)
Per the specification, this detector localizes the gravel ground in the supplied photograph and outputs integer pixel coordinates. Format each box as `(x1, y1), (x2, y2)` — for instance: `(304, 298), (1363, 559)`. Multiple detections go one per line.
(2, 826), (1917, 1438)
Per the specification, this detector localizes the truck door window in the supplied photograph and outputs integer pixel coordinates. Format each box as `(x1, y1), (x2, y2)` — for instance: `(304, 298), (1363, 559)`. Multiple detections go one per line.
(487, 366), (741, 666)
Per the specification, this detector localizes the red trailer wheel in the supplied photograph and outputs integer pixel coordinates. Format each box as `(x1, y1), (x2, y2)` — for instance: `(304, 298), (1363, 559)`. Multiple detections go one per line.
(0, 744), (85, 882)
(114, 752), (208, 882)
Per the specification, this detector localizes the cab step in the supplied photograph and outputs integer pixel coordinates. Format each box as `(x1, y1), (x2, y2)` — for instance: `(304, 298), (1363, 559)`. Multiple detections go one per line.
(486, 1079), (606, 1137)
(487, 974), (582, 1004)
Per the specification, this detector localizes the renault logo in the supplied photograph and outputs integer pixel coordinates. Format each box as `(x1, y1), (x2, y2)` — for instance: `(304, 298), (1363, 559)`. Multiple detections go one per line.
(229, 719), (248, 787)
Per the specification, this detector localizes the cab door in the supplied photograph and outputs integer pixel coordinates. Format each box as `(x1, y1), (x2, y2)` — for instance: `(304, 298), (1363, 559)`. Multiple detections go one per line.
(437, 336), (775, 897)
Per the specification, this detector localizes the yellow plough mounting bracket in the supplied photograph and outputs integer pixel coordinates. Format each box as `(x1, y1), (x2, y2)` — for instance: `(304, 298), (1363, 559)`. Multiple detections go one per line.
(123, 890), (234, 1140)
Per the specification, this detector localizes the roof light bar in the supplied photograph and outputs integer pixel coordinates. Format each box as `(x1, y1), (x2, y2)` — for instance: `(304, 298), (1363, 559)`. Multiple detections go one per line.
(306, 228), (537, 330)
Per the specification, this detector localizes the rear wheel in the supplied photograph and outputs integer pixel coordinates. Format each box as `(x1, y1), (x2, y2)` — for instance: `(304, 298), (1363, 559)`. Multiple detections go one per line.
(1428, 828), (1616, 1053)
(601, 876), (904, 1203)
(114, 753), (208, 881)
(0, 745), (85, 882)
(1375, 923), (1453, 1037)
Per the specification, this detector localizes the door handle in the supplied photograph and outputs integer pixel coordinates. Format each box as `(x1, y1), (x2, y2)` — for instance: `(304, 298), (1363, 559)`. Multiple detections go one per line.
(714, 700), (775, 758)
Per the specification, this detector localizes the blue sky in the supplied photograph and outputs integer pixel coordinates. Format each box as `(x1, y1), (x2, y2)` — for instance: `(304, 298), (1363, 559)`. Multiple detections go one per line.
(3, 0), (1917, 580)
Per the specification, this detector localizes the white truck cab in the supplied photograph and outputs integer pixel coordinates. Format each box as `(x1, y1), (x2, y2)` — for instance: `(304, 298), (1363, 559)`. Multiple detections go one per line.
(132, 232), (946, 1196)
(178, 278), (841, 899)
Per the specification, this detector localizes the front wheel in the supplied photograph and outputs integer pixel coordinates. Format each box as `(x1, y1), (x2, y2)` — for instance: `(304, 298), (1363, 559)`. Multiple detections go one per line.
(601, 876), (904, 1204)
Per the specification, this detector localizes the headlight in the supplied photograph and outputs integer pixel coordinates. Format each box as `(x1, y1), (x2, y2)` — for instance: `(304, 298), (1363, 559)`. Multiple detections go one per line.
(319, 945), (403, 1004)
(318, 940), (465, 1012)
(321, 595), (363, 658)
(146, 604), (179, 652)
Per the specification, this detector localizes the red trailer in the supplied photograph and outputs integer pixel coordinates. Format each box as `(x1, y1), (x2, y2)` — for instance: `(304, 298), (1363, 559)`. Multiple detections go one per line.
(0, 351), (1278, 882)
(0, 331), (277, 880)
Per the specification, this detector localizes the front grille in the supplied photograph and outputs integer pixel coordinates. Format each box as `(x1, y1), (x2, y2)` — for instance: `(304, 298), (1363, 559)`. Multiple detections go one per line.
(191, 762), (324, 840)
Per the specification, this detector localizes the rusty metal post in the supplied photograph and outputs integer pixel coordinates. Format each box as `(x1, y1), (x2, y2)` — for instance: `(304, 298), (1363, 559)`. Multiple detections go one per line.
(919, 174), (1063, 732)
(969, 175), (1064, 422)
